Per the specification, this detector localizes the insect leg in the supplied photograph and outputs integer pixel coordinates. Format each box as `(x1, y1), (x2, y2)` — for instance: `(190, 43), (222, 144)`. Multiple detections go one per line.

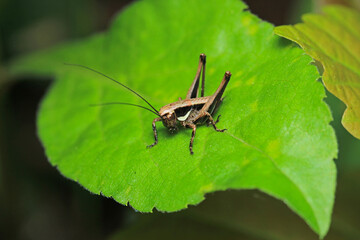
(147, 117), (162, 148)
(204, 112), (227, 132)
(215, 115), (221, 124)
(211, 97), (224, 117)
(186, 54), (206, 99)
(201, 54), (206, 97)
(207, 114), (221, 126)
(197, 71), (231, 118)
(187, 123), (197, 155)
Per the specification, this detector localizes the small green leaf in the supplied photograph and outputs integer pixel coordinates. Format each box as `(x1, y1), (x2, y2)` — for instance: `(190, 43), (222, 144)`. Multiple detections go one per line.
(275, 5), (360, 139)
(10, 0), (337, 237)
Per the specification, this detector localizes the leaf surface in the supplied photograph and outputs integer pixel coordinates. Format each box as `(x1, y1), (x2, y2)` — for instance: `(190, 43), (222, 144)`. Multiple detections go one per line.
(275, 5), (360, 139)
(10, 0), (337, 237)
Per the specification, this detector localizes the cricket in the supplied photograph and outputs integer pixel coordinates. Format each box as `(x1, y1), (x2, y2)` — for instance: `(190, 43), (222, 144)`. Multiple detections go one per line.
(66, 54), (231, 154)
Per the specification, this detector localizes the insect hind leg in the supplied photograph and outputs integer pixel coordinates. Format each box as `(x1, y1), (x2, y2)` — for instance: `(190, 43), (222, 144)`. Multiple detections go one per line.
(186, 54), (206, 99)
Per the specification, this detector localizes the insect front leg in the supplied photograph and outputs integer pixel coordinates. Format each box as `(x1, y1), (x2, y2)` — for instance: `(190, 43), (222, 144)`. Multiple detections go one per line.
(147, 117), (162, 149)
(204, 112), (227, 132)
(187, 123), (197, 155)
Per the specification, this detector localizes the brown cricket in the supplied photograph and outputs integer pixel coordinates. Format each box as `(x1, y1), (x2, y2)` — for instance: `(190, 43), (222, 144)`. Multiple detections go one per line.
(66, 54), (231, 154)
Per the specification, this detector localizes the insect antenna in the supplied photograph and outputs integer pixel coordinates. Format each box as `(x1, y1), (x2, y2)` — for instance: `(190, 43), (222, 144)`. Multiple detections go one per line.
(64, 63), (160, 115)
(90, 102), (160, 116)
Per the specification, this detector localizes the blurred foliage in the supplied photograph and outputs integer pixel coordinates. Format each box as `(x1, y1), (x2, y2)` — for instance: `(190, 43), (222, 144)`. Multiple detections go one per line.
(275, 6), (360, 139)
(315, 0), (360, 11)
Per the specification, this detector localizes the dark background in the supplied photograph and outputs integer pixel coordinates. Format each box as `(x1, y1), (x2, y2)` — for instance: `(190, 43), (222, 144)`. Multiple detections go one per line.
(1, 0), (360, 239)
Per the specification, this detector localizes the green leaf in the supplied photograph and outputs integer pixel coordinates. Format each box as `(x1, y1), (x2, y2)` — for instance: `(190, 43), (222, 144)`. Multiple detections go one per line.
(275, 5), (360, 139)
(10, 0), (337, 237)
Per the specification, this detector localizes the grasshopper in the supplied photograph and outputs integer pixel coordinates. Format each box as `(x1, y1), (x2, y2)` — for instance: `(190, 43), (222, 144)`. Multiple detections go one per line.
(66, 54), (231, 154)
